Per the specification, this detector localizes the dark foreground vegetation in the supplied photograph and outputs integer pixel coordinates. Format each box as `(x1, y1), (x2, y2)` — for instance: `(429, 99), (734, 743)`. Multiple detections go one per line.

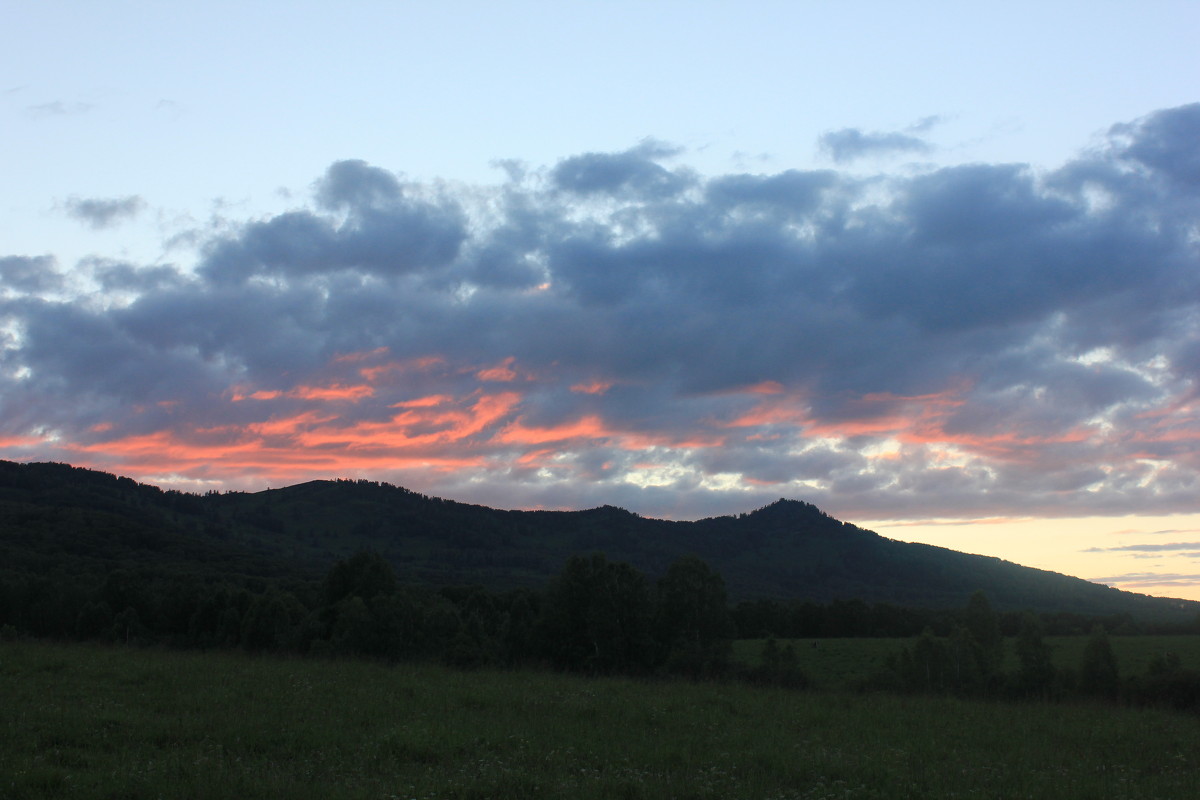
(5, 640), (1200, 800)
(6, 541), (1200, 711)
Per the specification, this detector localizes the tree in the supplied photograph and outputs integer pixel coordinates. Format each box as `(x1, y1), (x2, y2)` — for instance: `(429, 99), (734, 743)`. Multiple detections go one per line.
(323, 551), (397, 606)
(75, 600), (114, 640)
(1015, 612), (1056, 698)
(1079, 625), (1120, 699)
(111, 606), (147, 645)
(898, 627), (951, 692)
(655, 555), (735, 676)
(757, 637), (808, 688)
(537, 554), (655, 674)
(240, 590), (302, 652)
(328, 596), (376, 656)
(964, 591), (1003, 679)
(946, 624), (985, 692)
(499, 589), (539, 665)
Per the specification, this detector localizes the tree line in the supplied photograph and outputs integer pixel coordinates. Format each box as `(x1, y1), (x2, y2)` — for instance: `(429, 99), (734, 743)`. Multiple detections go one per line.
(0, 551), (739, 679)
(864, 590), (1200, 712)
(4, 550), (1200, 708)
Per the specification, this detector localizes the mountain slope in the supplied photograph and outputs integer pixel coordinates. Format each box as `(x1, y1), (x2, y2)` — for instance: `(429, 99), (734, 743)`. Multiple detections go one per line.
(1, 460), (1194, 622)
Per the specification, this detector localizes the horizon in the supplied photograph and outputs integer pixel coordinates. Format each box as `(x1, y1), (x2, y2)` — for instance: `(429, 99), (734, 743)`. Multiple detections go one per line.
(3, 2), (1199, 601)
(9, 456), (1200, 606)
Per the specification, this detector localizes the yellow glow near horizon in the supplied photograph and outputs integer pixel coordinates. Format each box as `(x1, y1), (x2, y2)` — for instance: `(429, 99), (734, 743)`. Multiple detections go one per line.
(859, 514), (1200, 603)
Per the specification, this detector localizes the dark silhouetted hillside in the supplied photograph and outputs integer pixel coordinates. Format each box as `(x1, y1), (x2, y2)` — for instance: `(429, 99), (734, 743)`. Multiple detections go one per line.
(1, 460), (1195, 622)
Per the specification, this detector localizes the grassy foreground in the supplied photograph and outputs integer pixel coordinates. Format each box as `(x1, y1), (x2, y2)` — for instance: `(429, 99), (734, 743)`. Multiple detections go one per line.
(732, 635), (1200, 689)
(3, 641), (1200, 799)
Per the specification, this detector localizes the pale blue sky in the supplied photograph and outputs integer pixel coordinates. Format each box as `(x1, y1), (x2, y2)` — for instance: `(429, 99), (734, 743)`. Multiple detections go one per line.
(5, 1), (1197, 267)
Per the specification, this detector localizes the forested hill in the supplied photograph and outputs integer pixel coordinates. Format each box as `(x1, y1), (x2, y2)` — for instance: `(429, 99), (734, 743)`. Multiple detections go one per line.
(1, 459), (1195, 622)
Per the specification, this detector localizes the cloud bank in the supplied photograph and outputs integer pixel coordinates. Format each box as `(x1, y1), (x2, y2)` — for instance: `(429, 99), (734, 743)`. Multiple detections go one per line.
(2, 104), (1198, 522)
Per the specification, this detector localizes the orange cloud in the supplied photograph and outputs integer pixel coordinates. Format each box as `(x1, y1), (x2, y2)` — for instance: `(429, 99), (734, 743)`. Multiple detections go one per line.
(391, 394), (455, 409)
(896, 427), (1095, 462)
(517, 447), (558, 466)
(249, 411), (340, 437)
(744, 476), (783, 486)
(0, 434), (51, 449)
(721, 398), (811, 428)
(497, 414), (723, 451)
(497, 415), (612, 445)
(290, 383), (375, 401)
(714, 381), (1106, 465)
(232, 384), (374, 402)
(294, 391), (522, 451)
(359, 355), (446, 383)
(71, 430), (263, 462)
(71, 431), (486, 483)
(476, 356), (528, 382)
(570, 380), (612, 395)
(65, 400), (500, 487)
(741, 381), (784, 395)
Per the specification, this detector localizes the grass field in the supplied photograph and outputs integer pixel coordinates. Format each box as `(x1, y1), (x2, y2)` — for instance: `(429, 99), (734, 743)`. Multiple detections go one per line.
(4, 641), (1200, 799)
(732, 635), (1200, 689)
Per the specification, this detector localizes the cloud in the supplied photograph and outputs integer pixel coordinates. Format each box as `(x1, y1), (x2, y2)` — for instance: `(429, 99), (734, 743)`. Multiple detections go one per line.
(315, 159), (404, 211)
(819, 126), (933, 163)
(64, 195), (146, 229)
(1085, 542), (1200, 553)
(26, 100), (94, 118)
(0, 255), (62, 294)
(1107, 528), (1200, 537)
(198, 162), (467, 285)
(551, 139), (694, 198)
(1109, 102), (1200, 186)
(87, 259), (183, 293)
(1, 104), (1199, 525)
(1091, 572), (1200, 590)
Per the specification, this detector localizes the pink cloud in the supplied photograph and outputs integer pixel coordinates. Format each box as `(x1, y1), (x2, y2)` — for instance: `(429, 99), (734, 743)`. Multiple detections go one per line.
(570, 380), (612, 395)
(476, 356), (523, 382)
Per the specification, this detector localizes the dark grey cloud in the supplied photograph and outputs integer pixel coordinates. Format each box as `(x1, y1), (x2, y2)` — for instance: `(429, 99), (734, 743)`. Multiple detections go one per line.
(1110, 102), (1200, 186)
(199, 173), (467, 285)
(551, 140), (694, 198)
(0, 255), (62, 293)
(88, 259), (184, 293)
(315, 160), (403, 211)
(819, 127), (932, 163)
(705, 169), (837, 215)
(65, 195), (146, 229)
(2, 103), (1199, 526)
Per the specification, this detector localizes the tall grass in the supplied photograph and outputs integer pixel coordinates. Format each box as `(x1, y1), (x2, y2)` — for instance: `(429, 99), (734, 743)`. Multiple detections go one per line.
(733, 635), (1200, 689)
(3, 640), (1199, 799)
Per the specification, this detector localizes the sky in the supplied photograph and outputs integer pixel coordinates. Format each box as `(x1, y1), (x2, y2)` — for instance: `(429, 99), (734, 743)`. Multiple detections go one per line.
(3, 1), (1200, 599)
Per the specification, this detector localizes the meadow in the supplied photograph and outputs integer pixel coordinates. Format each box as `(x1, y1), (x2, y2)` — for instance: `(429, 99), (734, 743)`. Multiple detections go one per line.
(4, 640), (1200, 799)
(732, 635), (1200, 689)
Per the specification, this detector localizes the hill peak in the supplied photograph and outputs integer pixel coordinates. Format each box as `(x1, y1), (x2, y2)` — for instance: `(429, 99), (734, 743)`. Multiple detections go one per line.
(746, 498), (827, 521)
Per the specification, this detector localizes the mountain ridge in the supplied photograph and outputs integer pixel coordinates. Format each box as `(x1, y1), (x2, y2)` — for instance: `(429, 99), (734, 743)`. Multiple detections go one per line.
(1, 459), (1195, 622)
